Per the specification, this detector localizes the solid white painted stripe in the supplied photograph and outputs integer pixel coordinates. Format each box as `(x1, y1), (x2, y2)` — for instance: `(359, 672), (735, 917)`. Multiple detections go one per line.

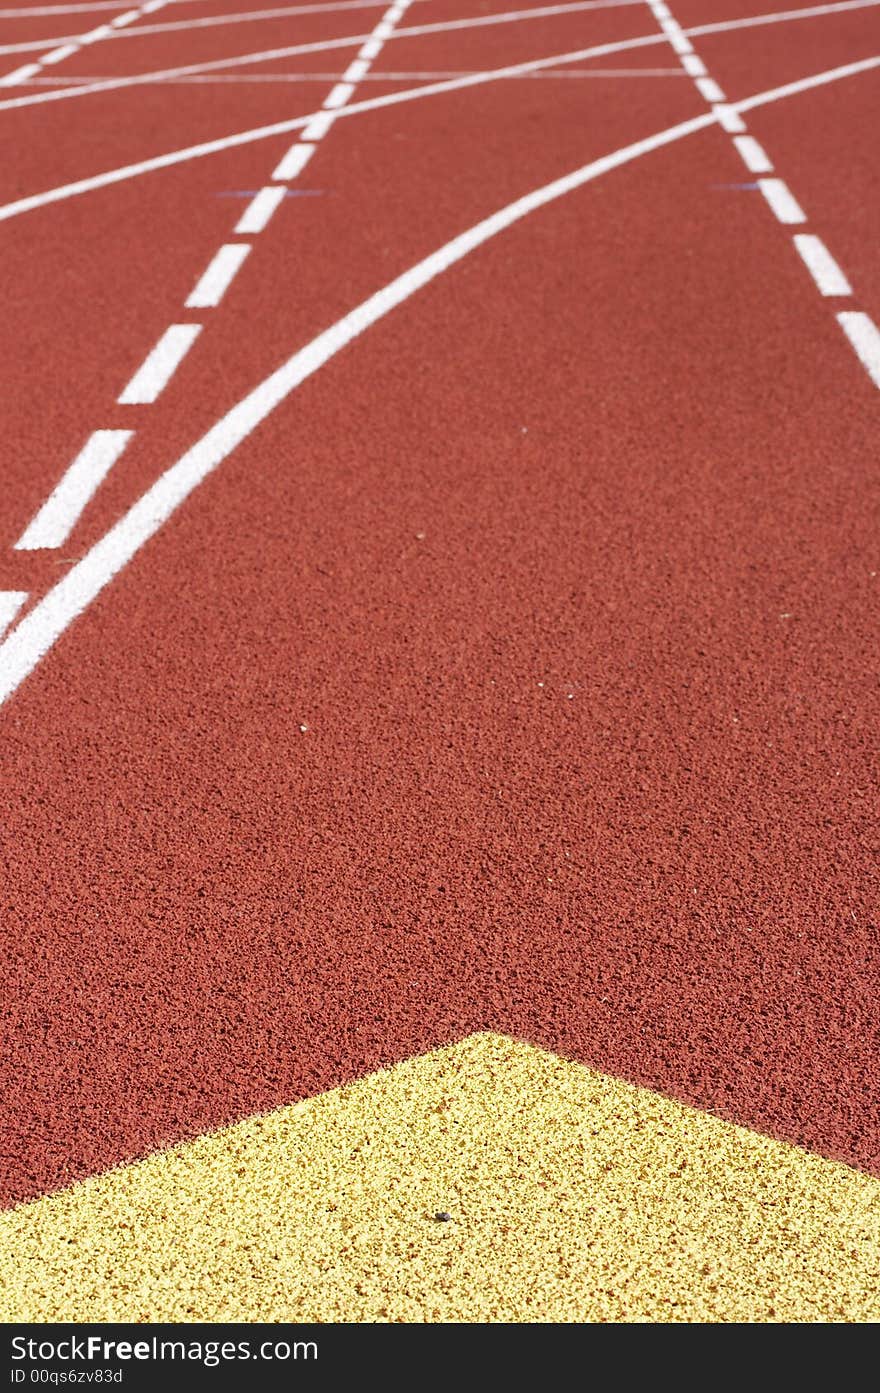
(733, 133), (773, 172)
(653, 1), (670, 14)
(185, 242), (251, 308)
(2, 51), (878, 224)
(234, 184), (286, 233)
(272, 140), (316, 179)
(0, 37), (80, 52)
(681, 52), (705, 76)
(111, 8), (140, 24)
(301, 109), (336, 138)
(14, 430), (134, 550)
(665, 29), (692, 54)
(696, 75), (725, 100)
(117, 324), (201, 404)
(323, 78), (354, 105)
(792, 234), (852, 294)
(359, 37), (381, 57)
(40, 42), (79, 62)
(0, 0), (389, 9)
(0, 61), (40, 81)
(759, 177), (806, 223)
(837, 311), (880, 387)
(0, 112), (726, 706)
(0, 28), (667, 113)
(4, 48), (880, 700)
(0, 592), (28, 641)
(120, 0), (433, 36)
(343, 56), (369, 80)
(1, 0), (874, 114)
(713, 102), (746, 132)
(26, 68), (689, 81)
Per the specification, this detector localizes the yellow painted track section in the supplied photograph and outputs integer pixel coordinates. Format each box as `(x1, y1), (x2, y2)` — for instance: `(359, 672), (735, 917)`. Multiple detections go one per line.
(2, 1032), (879, 1322)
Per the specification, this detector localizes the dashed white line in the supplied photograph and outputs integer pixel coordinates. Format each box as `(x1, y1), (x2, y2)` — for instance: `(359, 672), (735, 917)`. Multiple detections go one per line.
(343, 56), (369, 81)
(733, 133), (773, 173)
(185, 242), (252, 308)
(15, 430), (134, 550)
(41, 42), (80, 63)
(0, 592), (28, 641)
(272, 140), (316, 180)
(323, 78), (354, 106)
(0, 61), (40, 82)
(78, 22), (113, 40)
(117, 324), (201, 404)
(792, 234), (852, 295)
(837, 312), (880, 386)
(664, 28), (692, 54)
(695, 74), (725, 101)
(234, 184), (287, 233)
(713, 102), (746, 132)
(758, 176), (806, 224)
(681, 52), (706, 76)
(301, 110), (336, 139)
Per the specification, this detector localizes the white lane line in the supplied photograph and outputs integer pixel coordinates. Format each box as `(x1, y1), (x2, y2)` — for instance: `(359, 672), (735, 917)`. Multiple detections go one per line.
(40, 42), (79, 62)
(2, 52), (878, 225)
(733, 133), (773, 172)
(0, 0), (188, 9)
(0, 0), (868, 114)
(323, 79), (354, 106)
(78, 22), (113, 41)
(695, 75), (725, 101)
(272, 140), (316, 180)
(2, 0), (875, 111)
(713, 102), (746, 132)
(111, 8), (141, 24)
(0, 592), (28, 641)
(664, 28), (692, 54)
(5, 50), (880, 703)
(116, 0), (638, 37)
(24, 68), (690, 81)
(792, 234), (852, 295)
(0, 113), (723, 708)
(343, 56), (369, 80)
(185, 242), (251, 308)
(758, 177), (807, 224)
(117, 324), (201, 404)
(838, 311), (880, 386)
(301, 109), (336, 139)
(234, 185), (287, 234)
(359, 36), (381, 57)
(681, 52), (705, 76)
(0, 37), (81, 52)
(0, 61), (40, 81)
(14, 430), (134, 550)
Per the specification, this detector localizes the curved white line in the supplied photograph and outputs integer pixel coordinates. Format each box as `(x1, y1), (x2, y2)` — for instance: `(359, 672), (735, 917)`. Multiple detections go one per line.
(2, 24), (878, 227)
(119, 0), (642, 39)
(0, 37), (675, 217)
(1, 0), (875, 112)
(1, 53), (877, 706)
(0, 0), (659, 111)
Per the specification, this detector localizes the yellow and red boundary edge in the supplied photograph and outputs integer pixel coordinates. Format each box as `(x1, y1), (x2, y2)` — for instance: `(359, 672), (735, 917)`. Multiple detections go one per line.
(2, 1033), (878, 1322)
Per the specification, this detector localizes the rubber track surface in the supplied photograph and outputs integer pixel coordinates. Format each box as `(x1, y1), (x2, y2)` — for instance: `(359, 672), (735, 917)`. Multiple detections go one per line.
(0, 0), (878, 1320)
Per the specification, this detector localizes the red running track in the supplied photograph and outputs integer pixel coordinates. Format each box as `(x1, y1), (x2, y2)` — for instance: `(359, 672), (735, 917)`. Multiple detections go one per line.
(0, 0), (878, 1207)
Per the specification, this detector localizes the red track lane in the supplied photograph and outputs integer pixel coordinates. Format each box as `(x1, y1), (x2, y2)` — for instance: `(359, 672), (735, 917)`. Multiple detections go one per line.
(1, 0), (878, 1207)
